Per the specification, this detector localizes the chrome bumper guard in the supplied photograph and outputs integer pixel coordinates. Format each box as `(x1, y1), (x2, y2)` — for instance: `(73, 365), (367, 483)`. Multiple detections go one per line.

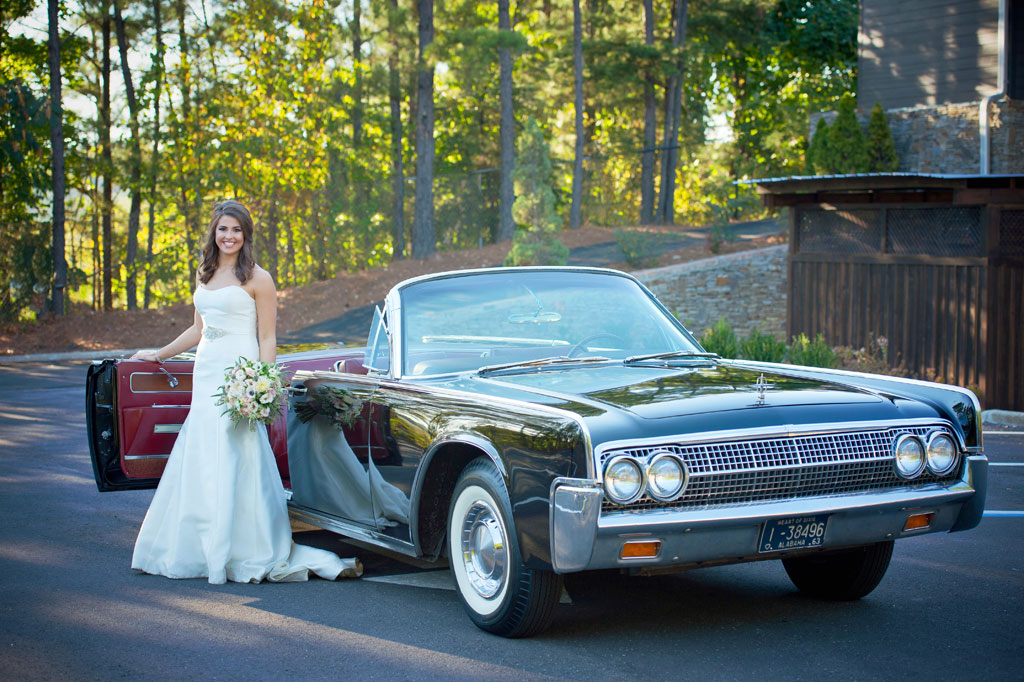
(549, 455), (987, 574)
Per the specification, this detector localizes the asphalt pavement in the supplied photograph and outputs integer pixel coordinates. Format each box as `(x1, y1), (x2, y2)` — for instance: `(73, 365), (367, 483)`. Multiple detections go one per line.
(0, 361), (1021, 681)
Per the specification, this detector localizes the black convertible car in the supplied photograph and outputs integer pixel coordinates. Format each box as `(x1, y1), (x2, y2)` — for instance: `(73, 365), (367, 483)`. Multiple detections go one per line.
(89, 267), (987, 637)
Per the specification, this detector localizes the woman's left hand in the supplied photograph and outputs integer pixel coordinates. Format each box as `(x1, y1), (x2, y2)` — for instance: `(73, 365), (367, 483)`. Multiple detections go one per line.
(131, 350), (163, 363)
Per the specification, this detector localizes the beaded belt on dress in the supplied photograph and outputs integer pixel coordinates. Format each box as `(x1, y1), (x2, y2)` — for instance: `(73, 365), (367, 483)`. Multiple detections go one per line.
(201, 326), (251, 340)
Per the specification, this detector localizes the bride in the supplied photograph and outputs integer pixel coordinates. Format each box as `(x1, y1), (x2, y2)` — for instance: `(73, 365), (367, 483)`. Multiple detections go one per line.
(130, 200), (361, 584)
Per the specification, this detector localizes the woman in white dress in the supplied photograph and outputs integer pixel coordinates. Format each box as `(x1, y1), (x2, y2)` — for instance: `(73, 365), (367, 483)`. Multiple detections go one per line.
(130, 200), (361, 584)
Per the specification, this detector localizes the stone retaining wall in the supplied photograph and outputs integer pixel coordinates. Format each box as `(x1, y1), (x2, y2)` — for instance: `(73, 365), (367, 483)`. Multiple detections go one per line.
(635, 244), (788, 340)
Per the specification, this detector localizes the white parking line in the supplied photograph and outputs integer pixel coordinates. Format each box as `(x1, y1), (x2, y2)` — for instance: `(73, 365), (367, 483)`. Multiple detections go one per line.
(983, 510), (1024, 517)
(983, 431), (1024, 436)
(990, 463), (1024, 467)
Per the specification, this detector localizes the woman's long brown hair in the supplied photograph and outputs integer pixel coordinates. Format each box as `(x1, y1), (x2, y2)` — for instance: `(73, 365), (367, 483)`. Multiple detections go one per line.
(197, 201), (256, 285)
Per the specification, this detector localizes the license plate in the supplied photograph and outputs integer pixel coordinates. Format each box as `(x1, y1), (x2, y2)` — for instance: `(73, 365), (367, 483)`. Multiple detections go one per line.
(759, 514), (829, 553)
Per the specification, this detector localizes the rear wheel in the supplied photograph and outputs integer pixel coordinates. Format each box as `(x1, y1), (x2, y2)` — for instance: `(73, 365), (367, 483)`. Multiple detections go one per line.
(782, 541), (894, 600)
(447, 458), (563, 638)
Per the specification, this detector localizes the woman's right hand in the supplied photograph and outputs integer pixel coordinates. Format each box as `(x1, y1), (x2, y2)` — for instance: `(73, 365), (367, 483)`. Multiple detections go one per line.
(131, 350), (163, 363)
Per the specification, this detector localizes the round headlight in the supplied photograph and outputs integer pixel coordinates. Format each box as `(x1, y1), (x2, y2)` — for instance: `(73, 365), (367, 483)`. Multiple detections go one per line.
(893, 434), (926, 478)
(926, 432), (958, 475)
(603, 456), (645, 504)
(646, 452), (687, 501)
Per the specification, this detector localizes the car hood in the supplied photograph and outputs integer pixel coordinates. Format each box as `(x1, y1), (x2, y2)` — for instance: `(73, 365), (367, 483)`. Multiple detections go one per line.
(477, 363), (884, 419)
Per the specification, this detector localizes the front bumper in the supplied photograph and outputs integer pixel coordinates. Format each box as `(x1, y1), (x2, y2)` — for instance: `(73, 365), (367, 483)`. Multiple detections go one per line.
(549, 454), (988, 573)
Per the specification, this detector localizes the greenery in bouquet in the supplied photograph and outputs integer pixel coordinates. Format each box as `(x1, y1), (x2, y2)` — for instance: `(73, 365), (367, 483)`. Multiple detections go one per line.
(213, 357), (286, 430)
(292, 385), (364, 430)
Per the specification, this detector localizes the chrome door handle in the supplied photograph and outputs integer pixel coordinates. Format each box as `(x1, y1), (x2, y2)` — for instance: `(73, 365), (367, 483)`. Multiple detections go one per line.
(158, 367), (179, 388)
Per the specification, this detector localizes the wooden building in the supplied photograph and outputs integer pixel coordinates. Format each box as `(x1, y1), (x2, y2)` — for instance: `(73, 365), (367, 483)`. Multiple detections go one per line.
(751, 173), (1024, 411)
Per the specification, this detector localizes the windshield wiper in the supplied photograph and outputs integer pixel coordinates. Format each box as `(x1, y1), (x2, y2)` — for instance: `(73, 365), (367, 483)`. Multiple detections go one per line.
(477, 355), (611, 376)
(624, 350), (720, 366)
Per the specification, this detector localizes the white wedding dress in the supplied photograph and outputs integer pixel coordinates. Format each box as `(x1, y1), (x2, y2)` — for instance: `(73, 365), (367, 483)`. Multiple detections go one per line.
(132, 285), (361, 584)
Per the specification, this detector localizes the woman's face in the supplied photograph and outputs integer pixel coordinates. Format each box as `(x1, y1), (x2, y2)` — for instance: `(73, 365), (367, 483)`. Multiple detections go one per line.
(215, 214), (244, 257)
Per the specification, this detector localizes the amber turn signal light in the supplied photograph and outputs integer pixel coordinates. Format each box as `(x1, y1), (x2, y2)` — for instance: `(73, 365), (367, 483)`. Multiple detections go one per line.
(620, 540), (661, 559)
(903, 512), (934, 531)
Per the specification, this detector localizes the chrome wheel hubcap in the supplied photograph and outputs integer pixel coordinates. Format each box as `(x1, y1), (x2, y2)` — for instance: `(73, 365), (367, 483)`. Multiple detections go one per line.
(460, 500), (507, 599)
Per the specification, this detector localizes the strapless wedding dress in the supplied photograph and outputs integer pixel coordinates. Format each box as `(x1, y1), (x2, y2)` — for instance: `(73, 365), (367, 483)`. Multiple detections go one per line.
(131, 285), (360, 584)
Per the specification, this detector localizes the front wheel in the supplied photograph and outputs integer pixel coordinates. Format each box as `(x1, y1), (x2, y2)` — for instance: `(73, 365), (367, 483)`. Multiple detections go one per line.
(782, 541), (894, 600)
(447, 458), (563, 638)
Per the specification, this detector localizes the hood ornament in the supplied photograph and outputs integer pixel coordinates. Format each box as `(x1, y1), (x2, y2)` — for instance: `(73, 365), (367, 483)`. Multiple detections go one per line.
(754, 373), (774, 404)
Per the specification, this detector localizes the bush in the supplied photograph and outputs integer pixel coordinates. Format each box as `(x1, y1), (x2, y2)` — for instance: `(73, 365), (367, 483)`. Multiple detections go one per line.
(615, 229), (663, 268)
(788, 332), (837, 368)
(834, 334), (908, 376)
(505, 117), (567, 267)
(707, 221), (736, 255)
(866, 103), (899, 172)
(806, 118), (830, 175)
(824, 94), (869, 174)
(699, 318), (739, 358)
(739, 328), (787, 363)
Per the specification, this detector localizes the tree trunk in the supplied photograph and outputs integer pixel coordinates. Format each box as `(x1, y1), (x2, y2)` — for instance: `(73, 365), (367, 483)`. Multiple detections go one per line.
(412, 0), (435, 259)
(144, 0), (164, 309)
(101, 5), (113, 310)
(497, 0), (515, 242)
(569, 0), (584, 230)
(656, 0), (687, 225)
(640, 0), (656, 225)
(175, 0), (197, 284)
(388, 0), (404, 260)
(351, 0), (363, 149)
(113, 0), (142, 310)
(48, 0), (67, 316)
(266, 190), (279, 282)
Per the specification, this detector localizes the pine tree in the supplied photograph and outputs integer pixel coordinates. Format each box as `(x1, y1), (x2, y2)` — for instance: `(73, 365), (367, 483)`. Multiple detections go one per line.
(505, 117), (568, 266)
(825, 93), (869, 174)
(806, 117), (830, 175)
(866, 103), (899, 172)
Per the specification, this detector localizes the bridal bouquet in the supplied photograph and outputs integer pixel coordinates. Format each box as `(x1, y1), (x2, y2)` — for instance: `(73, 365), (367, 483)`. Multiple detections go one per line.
(213, 357), (286, 430)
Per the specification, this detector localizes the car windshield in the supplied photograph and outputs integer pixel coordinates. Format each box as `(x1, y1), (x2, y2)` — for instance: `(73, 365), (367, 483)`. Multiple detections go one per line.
(399, 270), (701, 376)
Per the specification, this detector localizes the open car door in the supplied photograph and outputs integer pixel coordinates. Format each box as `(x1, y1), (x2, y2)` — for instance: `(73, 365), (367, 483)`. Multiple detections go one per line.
(87, 358), (194, 491)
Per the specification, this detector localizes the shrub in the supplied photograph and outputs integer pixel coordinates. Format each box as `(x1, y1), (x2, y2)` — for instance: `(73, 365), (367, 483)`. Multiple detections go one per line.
(824, 93), (869, 174)
(739, 328), (787, 363)
(788, 332), (837, 368)
(615, 229), (663, 268)
(707, 222), (736, 254)
(699, 318), (739, 358)
(505, 117), (567, 266)
(806, 117), (830, 175)
(866, 103), (899, 172)
(834, 334), (908, 376)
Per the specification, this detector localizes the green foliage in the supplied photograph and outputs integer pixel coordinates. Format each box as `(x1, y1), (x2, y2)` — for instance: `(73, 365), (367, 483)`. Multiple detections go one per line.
(699, 319), (739, 359)
(739, 328), (787, 363)
(866, 103), (899, 172)
(707, 221), (737, 254)
(823, 93), (869, 174)
(614, 229), (665, 268)
(806, 118), (830, 174)
(788, 332), (837, 368)
(8, 0), (860, 319)
(506, 117), (567, 266)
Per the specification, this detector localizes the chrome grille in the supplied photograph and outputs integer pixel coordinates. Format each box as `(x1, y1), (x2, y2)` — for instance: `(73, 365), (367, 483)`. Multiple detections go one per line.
(599, 424), (961, 514)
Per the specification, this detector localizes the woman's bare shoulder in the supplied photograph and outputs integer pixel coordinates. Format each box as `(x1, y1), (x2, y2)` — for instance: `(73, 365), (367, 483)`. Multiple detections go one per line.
(248, 266), (276, 292)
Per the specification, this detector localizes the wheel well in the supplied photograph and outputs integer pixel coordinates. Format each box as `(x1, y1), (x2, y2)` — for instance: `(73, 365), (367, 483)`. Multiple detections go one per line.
(416, 443), (495, 559)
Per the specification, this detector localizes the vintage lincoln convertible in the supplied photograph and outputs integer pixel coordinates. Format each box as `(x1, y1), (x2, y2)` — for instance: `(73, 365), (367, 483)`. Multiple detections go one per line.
(88, 267), (987, 637)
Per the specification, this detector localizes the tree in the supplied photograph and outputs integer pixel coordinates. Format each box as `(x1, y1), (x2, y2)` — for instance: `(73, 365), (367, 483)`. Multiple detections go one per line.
(412, 0), (435, 258)
(806, 117), (829, 174)
(387, 0), (405, 260)
(48, 0), (68, 315)
(113, 0), (143, 310)
(639, 0), (656, 225)
(569, 0), (584, 230)
(505, 117), (567, 266)
(866, 103), (898, 172)
(656, 0), (688, 225)
(144, 0), (165, 309)
(496, 0), (515, 242)
(825, 93), (869, 174)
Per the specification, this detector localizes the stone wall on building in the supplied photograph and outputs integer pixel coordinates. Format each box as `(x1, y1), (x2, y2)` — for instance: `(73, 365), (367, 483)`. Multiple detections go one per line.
(809, 97), (1022, 175)
(635, 245), (788, 341)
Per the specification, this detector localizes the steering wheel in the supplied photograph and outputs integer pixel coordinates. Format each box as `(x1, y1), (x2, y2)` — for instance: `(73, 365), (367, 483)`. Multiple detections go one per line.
(567, 332), (628, 358)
